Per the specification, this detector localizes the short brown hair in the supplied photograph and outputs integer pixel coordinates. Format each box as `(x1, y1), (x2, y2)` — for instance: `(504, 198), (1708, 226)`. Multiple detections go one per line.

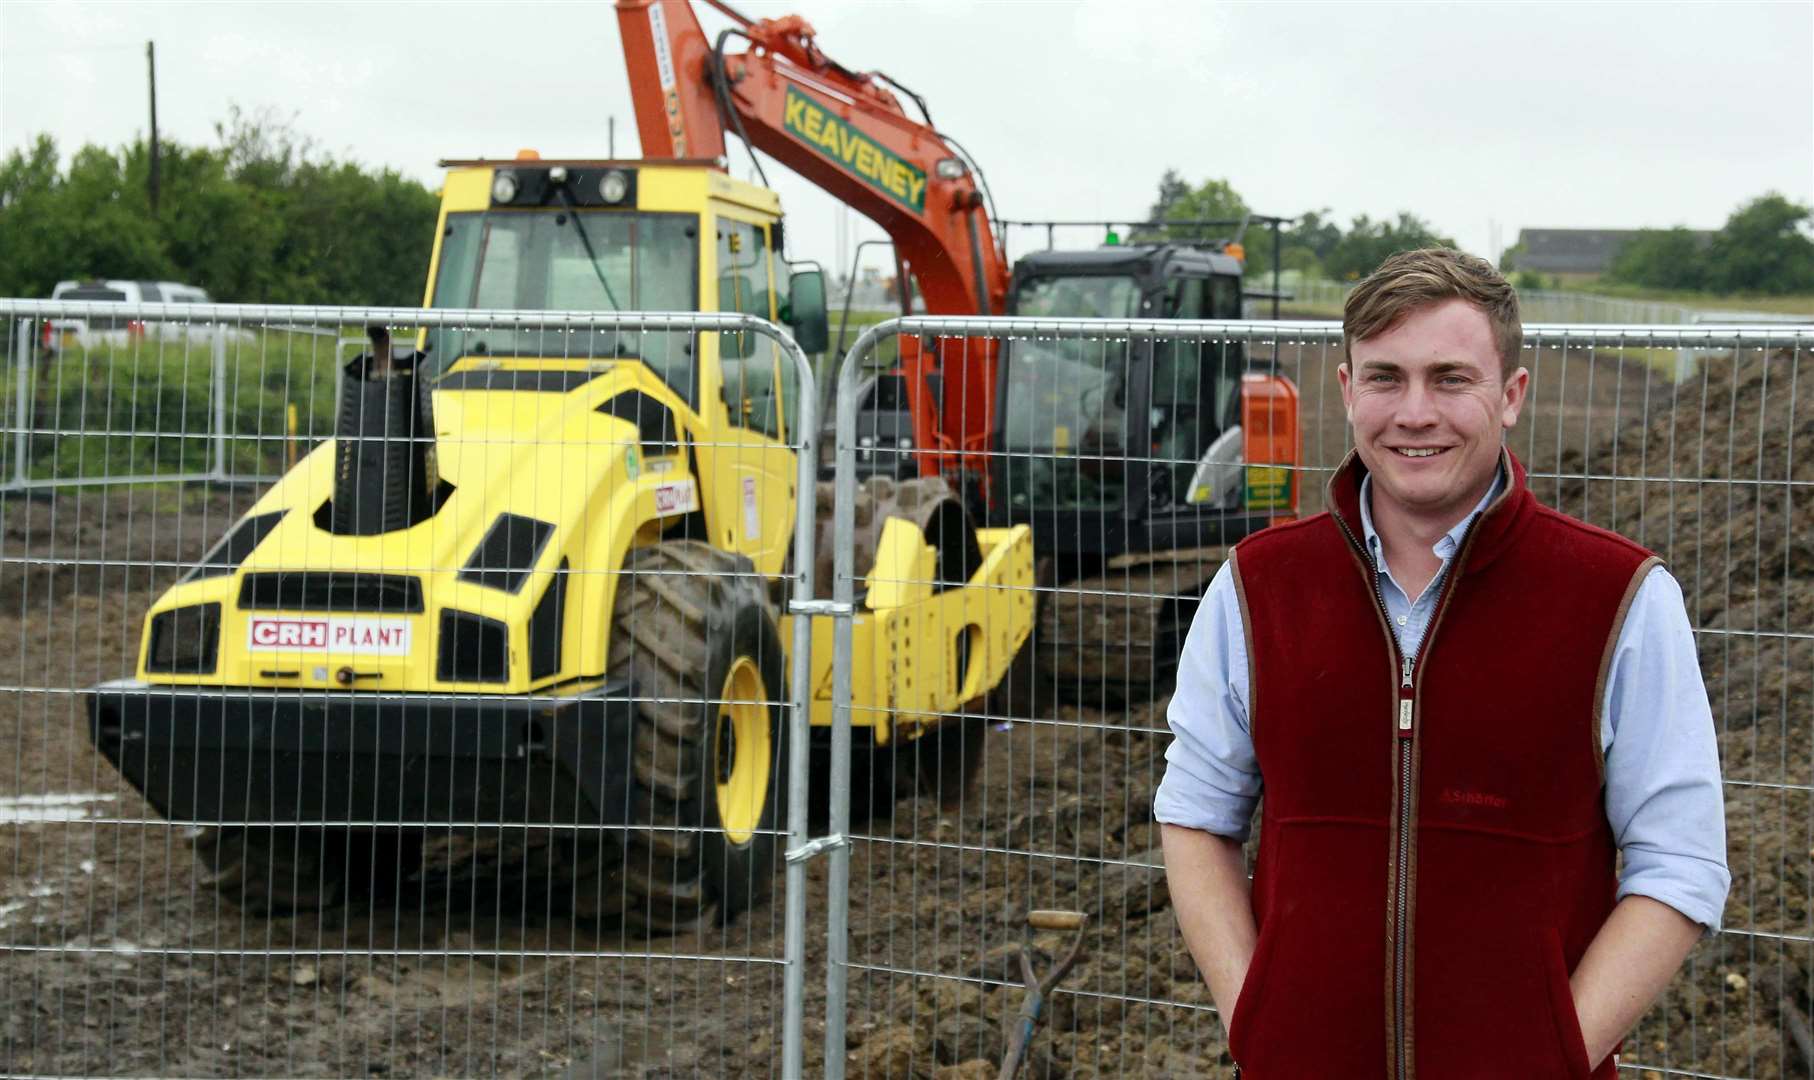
(1343, 248), (1522, 376)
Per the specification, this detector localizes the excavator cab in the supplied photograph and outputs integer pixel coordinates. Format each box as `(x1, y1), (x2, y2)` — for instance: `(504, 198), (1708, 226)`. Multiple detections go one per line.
(991, 244), (1282, 563)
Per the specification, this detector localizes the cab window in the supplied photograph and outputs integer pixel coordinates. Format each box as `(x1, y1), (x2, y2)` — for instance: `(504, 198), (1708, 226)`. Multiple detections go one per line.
(1168, 277), (1209, 319)
(1151, 274), (1243, 510)
(769, 240), (800, 442)
(1209, 274), (1241, 318)
(717, 219), (782, 439)
(426, 210), (699, 403)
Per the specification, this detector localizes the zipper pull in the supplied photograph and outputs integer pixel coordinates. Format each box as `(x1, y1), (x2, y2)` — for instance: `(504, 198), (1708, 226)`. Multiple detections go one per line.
(1397, 654), (1415, 737)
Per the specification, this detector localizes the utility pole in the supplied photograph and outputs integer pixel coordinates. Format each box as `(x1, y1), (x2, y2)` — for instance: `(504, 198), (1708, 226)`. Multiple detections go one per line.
(146, 41), (160, 215)
(609, 116), (616, 158)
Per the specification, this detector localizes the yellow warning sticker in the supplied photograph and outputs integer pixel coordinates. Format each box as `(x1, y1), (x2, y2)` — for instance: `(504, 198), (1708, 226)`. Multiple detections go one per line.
(1244, 465), (1293, 510)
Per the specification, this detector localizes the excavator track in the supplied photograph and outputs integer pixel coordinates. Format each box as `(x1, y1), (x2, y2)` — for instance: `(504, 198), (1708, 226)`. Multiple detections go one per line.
(1032, 547), (1229, 706)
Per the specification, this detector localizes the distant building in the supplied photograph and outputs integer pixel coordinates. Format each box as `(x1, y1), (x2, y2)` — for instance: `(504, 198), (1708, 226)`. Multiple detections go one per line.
(1508, 227), (1715, 275)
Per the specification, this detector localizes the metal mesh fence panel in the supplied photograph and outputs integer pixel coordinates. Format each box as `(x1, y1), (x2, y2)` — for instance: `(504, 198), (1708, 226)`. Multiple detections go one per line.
(828, 317), (1814, 1080)
(0, 301), (823, 1078)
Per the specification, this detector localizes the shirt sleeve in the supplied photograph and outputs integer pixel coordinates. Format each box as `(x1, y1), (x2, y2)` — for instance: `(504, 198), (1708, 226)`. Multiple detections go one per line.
(1603, 565), (1731, 930)
(1154, 558), (1263, 840)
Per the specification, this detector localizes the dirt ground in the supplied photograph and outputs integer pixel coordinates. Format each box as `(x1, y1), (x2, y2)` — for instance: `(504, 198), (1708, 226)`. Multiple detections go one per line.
(2, 344), (1810, 1078)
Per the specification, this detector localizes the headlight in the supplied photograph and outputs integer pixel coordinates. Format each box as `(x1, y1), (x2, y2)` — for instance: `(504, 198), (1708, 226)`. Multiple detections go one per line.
(935, 158), (967, 180)
(491, 169), (520, 204)
(599, 169), (630, 204)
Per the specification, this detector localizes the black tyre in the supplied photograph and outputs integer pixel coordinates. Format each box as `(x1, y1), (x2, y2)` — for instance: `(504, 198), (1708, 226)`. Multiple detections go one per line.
(578, 541), (789, 932)
(189, 826), (420, 915)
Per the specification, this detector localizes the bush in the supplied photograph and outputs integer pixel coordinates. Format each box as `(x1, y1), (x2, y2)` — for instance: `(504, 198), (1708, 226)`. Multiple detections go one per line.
(26, 333), (340, 482)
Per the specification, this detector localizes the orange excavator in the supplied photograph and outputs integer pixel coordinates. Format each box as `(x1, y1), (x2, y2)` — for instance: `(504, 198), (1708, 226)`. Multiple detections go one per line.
(617, 0), (1301, 701)
(618, 0), (1007, 485)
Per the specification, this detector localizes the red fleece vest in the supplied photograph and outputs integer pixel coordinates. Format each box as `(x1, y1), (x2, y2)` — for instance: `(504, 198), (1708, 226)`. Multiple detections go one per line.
(1225, 451), (1657, 1079)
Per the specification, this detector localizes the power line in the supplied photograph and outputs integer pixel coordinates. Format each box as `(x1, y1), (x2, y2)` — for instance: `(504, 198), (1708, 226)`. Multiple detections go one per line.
(0, 42), (148, 59)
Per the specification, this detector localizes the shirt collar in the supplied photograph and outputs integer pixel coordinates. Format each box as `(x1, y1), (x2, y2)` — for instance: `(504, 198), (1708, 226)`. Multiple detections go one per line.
(1360, 463), (1506, 564)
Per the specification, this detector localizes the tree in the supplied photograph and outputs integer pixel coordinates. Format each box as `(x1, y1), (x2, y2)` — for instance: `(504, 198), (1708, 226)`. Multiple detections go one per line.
(1254, 207), (1344, 279)
(1146, 168), (1193, 224)
(0, 136), (74, 296)
(1606, 228), (1709, 291)
(1286, 208), (1342, 262)
(0, 111), (437, 304)
(1606, 193), (1814, 296)
(1324, 212), (1457, 281)
(1703, 193), (1814, 295)
(0, 136), (169, 297)
(1133, 172), (1249, 247)
(1131, 171), (1465, 283)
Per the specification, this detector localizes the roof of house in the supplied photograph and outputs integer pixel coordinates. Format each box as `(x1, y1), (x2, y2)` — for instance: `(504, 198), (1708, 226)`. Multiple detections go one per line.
(1510, 227), (1714, 274)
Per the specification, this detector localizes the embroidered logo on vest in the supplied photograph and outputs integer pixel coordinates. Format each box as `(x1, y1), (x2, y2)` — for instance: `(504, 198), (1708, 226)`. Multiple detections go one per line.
(1439, 787), (1509, 810)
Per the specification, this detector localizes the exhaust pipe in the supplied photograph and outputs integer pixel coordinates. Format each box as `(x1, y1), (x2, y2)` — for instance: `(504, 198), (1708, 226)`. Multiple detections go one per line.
(330, 326), (439, 536)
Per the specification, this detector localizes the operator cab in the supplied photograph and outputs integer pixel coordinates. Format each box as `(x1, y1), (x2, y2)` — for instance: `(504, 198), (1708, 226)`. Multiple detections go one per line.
(993, 244), (1266, 561)
(419, 156), (830, 572)
(422, 157), (828, 423)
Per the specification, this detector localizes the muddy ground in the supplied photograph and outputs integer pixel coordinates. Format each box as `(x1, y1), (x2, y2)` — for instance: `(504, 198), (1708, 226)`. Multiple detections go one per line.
(3, 344), (1810, 1078)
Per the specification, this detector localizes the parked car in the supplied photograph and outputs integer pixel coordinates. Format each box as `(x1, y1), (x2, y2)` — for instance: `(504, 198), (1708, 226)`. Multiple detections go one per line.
(42, 279), (249, 355)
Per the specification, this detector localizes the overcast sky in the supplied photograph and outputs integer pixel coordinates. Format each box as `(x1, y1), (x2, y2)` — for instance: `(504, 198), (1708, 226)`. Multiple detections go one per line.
(2, 1), (1810, 283)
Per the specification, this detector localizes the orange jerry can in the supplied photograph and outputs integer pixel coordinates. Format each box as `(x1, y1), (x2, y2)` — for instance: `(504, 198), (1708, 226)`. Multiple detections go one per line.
(1239, 373), (1301, 524)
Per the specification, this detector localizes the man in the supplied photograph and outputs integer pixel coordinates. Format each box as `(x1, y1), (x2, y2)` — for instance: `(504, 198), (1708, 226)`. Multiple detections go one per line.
(1156, 249), (1728, 1077)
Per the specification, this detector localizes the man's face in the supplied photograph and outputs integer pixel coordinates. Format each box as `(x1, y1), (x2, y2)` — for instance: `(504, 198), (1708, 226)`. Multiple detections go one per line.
(1339, 298), (1528, 530)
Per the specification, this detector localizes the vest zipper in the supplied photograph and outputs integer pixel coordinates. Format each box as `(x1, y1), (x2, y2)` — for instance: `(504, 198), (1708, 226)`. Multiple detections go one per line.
(1366, 546), (1421, 1080)
(1335, 511), (1467, 1080)
(1393, 649), (1416, 1080)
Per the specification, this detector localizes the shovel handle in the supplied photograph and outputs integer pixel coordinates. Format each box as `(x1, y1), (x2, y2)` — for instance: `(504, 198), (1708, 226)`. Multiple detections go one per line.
(1027, 909), (1088, 931)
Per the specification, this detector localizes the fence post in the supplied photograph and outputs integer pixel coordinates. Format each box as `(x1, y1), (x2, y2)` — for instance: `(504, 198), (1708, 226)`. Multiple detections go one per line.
(210, 329), (228, 480)
(10, 318), (29, 490)
(774, 318), (821, 1080)
(822, 319), (895, 1080)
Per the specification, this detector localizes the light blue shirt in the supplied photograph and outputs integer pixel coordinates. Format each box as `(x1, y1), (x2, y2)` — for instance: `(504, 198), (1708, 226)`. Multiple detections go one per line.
(1155, 470), (1731, 930)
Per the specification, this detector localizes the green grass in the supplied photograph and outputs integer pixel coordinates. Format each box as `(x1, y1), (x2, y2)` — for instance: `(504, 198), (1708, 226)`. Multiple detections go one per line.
(1586, 346), (1684, 378)
(829, 308), (903, 359)
(1535, 277), (1814, 316)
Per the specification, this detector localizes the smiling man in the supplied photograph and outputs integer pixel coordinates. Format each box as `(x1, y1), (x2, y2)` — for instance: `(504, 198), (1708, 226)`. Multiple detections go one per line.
(1156, 249), (1728, 1077)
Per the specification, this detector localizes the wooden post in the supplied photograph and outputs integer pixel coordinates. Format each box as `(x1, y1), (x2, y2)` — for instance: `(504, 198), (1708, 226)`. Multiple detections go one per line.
(146, 41), (160, 215)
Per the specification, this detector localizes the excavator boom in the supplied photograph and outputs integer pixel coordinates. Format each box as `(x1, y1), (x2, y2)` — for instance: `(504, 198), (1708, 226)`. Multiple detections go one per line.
(616, 0), (1008, 476)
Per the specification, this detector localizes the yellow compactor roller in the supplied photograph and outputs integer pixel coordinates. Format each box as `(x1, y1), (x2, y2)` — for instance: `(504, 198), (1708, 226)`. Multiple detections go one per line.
(87, 157), (1034, 929)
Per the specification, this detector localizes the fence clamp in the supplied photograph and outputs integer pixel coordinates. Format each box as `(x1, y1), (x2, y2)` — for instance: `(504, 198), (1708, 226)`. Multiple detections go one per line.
(785, 833), (848, 864)
(788, 598), (854, 618)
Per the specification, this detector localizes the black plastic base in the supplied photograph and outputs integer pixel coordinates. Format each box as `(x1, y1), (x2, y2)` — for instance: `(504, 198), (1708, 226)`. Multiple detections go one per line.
(86, 680), (638, 832)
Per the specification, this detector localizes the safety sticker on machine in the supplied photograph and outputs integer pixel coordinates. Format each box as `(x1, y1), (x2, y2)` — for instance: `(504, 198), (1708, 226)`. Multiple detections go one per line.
(742, 476), (761, 539)
(1244, 465), (1293, 510)
(654, 477), (699, 516)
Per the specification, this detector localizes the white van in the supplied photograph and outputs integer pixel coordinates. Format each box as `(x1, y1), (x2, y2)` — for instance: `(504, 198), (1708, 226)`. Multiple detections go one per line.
(43, 279), (236, 354)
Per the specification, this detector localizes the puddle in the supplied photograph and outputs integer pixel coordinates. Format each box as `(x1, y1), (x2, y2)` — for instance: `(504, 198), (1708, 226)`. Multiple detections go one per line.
(0, 793), (117, 823)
